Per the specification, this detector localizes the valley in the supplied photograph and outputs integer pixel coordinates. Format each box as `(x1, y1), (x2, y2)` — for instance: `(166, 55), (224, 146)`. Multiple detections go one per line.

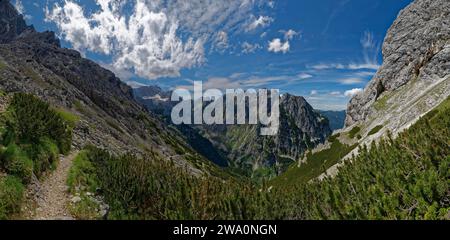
(0, 0), (448, 220)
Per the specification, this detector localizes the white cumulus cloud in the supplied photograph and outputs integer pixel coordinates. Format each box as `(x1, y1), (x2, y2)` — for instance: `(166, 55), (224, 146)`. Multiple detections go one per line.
(344, 88), (363, 97)
(268, 38), (290, 53)
(14, 0), (31, 19)
(14, 0), (24, 14)
(45, 0), (269, 80)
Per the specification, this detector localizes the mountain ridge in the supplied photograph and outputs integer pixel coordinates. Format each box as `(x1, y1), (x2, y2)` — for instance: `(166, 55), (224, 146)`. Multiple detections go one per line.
(0, 0), (223, 177)
(134, 86), (332, 176)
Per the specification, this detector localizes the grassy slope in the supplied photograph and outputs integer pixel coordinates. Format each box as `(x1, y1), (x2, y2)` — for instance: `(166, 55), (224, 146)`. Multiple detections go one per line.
(270, 139), (357, 187)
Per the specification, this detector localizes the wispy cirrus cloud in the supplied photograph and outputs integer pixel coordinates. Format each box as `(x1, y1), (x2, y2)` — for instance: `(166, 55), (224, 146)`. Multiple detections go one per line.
(241, 42), (262, 54)
(308, 31), (381, 72)
(305, 89), (357, 110)
(297, 73), (313, 79)
(184, 71), (312, 90)
(309, 63), (346, 70)
(339, 78), (364, 85)
(246, 15), (274, 32)
(308, 62), (379, 71)
(329, 91), (342, 96)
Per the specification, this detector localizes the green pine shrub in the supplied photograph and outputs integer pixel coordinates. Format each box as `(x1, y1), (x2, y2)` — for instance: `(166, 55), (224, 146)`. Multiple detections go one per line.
(24, 138), (60, 176)
(348, 126), (361, 139)
(327, 133), (340, 143)
(1, 144), (33, 183)
(368, 125), (384, 136)
(0, 93), (76, 218)
(0, 175), (25, 220)
(7, 93), (73, 154)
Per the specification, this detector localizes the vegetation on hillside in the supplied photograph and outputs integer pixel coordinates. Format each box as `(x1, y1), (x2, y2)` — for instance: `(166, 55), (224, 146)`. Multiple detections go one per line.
(69, 97), (449, 220)
(368, 125), (384, 136)
(348, 126), (361, 139)
(270, 139), (357, 187)
(0, 93), (74, 219)
(0, 175), (24, 219)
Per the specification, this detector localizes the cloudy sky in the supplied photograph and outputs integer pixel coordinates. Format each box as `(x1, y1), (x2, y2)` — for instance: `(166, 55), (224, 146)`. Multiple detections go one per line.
(16, 0), (412, 110)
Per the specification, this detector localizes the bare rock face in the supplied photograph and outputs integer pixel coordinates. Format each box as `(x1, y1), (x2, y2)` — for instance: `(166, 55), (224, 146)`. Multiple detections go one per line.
(279, 94), (331, 145)
(346, 0), (450, 126)
(0, 0), (31, 43)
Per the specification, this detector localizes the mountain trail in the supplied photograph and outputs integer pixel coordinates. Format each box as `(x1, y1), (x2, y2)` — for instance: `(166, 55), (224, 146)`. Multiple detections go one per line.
(24, 151), (79, 220)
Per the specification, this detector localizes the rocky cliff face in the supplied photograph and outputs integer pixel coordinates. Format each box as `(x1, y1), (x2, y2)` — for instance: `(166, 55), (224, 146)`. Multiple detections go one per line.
(0, 0), (30, 43)
(346, 0), (450, 127)
(280, 94), (331, 143)
(0, 0), (224, 176)
(317, 0), (450, 180)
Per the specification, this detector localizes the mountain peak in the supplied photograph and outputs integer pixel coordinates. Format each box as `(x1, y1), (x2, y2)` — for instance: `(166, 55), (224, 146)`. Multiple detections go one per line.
(0, 0), (33, 43)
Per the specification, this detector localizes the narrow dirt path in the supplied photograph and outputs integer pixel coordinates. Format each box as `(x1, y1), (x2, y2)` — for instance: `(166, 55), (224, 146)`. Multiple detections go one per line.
(25, 151), (79, 220)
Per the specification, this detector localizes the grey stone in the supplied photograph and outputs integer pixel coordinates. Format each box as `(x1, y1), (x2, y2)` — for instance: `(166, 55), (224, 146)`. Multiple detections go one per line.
(346, 0), (450, 126)
(71, 196), (81, 204)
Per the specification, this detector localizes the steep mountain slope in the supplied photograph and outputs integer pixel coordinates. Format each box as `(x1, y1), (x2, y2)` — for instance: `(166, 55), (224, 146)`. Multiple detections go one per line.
(346, 0), (450, 132)
(0, 0), (220, 176)
(341, 0), (449, 147)
(325, 0), (449, 178)
(271, 0), (450, 184)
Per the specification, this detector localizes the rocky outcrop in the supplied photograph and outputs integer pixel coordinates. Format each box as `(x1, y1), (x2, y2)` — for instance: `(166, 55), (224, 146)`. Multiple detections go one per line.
(0, 0), (31, 43)
(280, 94), (331, 143)
(346, 0), (450, 126)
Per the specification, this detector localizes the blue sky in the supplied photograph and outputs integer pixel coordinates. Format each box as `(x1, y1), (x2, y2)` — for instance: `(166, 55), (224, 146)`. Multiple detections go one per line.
(15, 0), (413, 110)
